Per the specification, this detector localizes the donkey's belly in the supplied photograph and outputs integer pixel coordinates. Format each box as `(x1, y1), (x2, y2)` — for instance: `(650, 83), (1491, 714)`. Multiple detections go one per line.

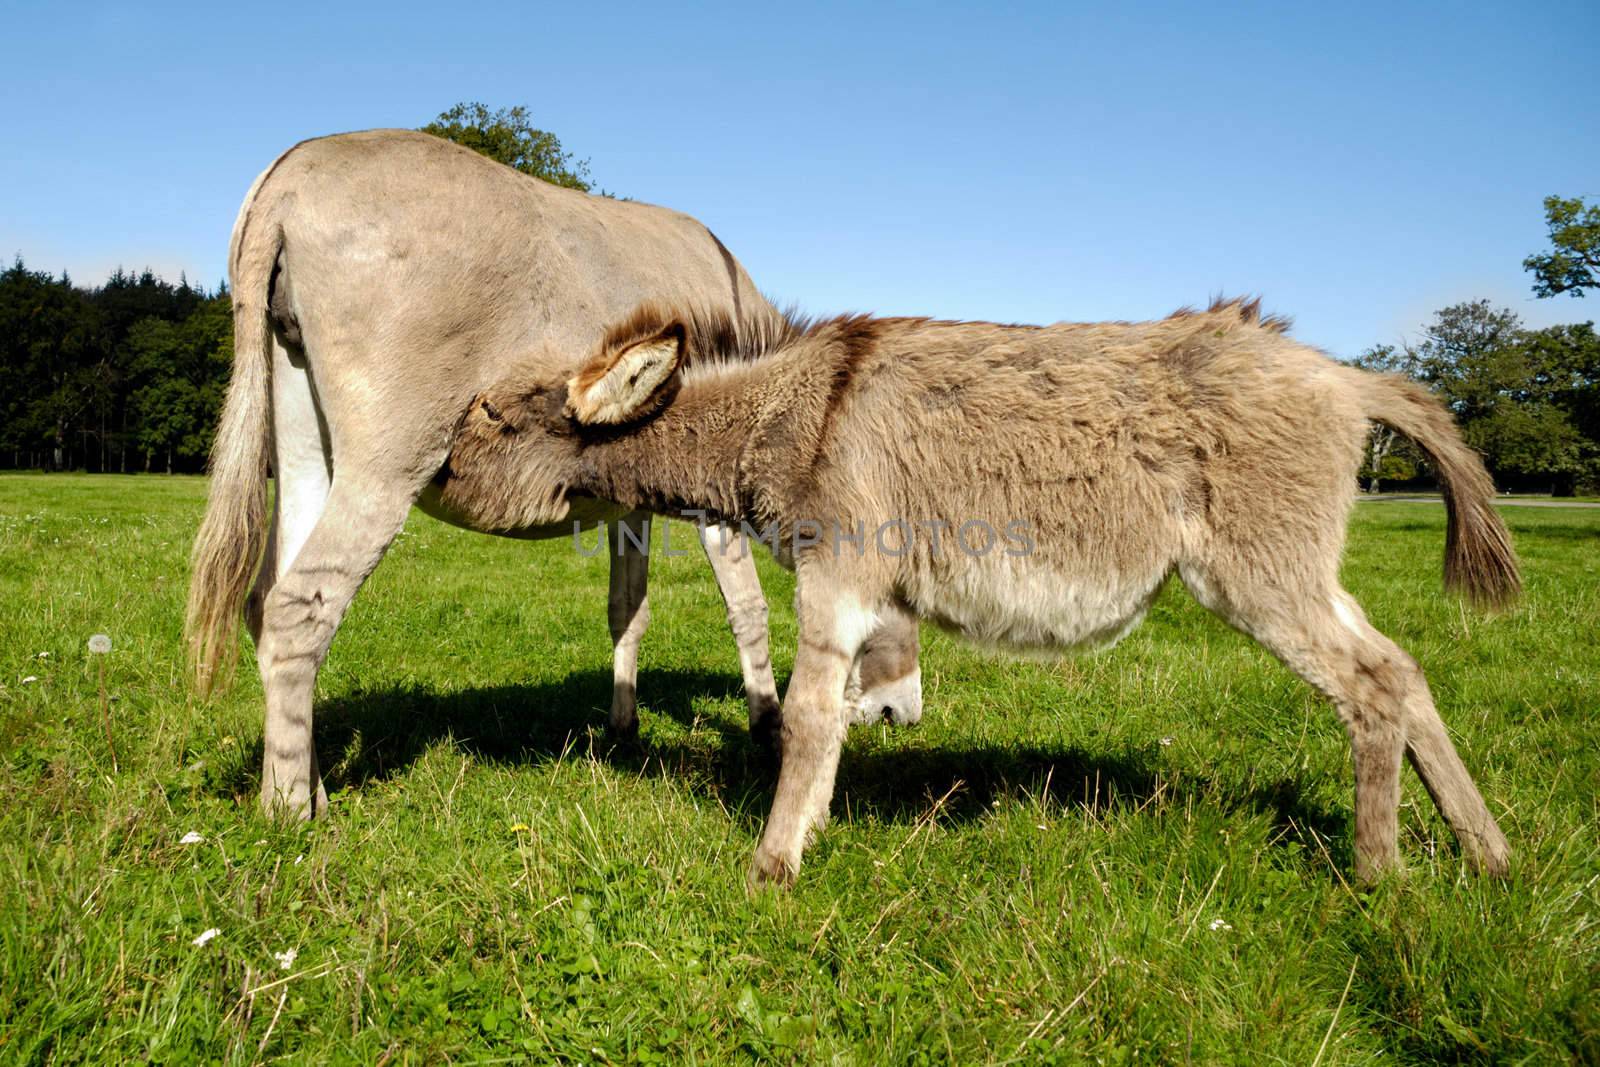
(414, 486), (628, 541)
(903, 555), (1169, 654)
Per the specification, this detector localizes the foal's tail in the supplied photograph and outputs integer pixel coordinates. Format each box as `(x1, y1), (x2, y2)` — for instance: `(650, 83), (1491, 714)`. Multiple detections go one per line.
(1353, 371), (1521, 611)
(185, 178), (281, 696)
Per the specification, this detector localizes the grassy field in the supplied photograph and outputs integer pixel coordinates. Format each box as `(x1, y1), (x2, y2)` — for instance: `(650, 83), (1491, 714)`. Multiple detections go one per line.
(0, 473), (1595, 1064)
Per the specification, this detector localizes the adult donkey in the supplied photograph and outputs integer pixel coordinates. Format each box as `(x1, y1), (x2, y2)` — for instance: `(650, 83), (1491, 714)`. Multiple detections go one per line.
(186, 130), (921, 818)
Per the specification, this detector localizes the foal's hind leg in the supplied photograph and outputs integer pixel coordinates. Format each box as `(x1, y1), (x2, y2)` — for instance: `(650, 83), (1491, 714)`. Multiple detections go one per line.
(1184, 570), (1507, 879)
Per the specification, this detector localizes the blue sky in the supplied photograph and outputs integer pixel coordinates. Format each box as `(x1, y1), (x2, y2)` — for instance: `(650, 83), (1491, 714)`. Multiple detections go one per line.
(3, 1), (1595, 359)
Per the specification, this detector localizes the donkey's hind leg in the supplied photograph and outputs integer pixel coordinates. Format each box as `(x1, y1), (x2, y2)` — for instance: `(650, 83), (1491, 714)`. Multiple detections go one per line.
(1183, 565), (1506, 880)
(1183, 569), (1404, 879)
(256, 471), (418, 818)
(246, 334), (332, 645)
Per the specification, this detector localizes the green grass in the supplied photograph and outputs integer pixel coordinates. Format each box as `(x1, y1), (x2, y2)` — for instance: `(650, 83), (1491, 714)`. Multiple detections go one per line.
(1, 473), (1596, 1064)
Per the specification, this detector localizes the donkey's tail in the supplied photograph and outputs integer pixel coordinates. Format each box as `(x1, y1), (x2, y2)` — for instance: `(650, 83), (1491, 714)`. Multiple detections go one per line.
(185, 177), (282, 695)
(1352, 370), (1521, 610)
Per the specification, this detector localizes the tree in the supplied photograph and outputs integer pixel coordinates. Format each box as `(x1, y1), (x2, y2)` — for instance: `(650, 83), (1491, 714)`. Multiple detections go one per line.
(1406, 301), (1593, 493)
(1350, 343), (1420, 491)
(419, 102), (592, 191)
(1524, 195), (1600, 298)
(0, 258), (234, 473)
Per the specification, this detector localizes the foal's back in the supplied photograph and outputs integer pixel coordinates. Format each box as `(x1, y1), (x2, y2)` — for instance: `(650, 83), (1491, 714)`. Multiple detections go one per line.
(812, 303), (1368, 649)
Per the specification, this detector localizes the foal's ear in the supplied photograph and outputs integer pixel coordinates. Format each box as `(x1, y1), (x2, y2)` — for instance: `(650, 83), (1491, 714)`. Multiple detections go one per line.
(564, 320), (687, 425)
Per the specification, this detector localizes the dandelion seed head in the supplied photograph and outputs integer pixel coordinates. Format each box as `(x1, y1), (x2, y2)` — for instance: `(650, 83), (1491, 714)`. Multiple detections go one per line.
(88, 634), (111, 654)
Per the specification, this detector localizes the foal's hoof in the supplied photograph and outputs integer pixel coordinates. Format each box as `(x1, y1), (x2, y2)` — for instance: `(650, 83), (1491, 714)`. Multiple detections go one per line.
(1464, 830), (1512, 878)
(747, 848), (797, 891)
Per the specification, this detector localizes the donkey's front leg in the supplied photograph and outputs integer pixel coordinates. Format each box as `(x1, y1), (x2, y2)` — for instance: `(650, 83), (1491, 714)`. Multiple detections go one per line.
(698, 523), (782, 744)
(750, 580), (875, 887)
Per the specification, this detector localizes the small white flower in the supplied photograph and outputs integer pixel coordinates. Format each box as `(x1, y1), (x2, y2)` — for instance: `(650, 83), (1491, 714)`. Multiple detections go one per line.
(273, 948), (298, 970)
(36, 652), (49, 659)
(1159, 737), (1174, 747)
(180, 831), (204, 845)
(88, 634), (111, 654)
(293, 854), (303, 866)
(1208, 918), (1233, 931)
(192, 927), (220, 947)
(21, 676), (38, 685)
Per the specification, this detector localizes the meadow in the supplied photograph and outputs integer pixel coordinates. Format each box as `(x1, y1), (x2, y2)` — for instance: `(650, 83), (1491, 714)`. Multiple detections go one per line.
(0, 473), (1595, 1063)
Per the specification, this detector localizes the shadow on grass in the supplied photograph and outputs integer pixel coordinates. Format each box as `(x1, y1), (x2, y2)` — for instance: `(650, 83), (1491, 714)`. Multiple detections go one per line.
(292, 667), (1349, 856)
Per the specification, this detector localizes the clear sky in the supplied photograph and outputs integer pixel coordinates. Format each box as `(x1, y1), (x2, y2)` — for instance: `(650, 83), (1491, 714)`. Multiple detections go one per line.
(3, 1), (1595, 359)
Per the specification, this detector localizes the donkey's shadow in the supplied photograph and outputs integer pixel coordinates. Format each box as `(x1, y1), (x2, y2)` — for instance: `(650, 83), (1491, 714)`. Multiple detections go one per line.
(305, 667), (1350, 855)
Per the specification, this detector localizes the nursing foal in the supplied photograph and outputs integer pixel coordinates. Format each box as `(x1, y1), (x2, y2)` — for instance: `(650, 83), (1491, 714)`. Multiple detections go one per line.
(437, 298), (1519, 887)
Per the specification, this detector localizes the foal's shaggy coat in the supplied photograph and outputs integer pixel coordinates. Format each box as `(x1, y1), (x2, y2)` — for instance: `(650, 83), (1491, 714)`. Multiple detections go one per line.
(440, 297), (1519, 885)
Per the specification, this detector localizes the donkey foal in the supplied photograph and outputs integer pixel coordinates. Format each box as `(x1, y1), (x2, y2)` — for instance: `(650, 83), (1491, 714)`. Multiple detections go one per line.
(439, 298), (1520, 887)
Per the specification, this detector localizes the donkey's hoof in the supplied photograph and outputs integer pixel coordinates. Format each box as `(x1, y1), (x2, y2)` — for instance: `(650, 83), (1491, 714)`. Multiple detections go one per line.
(607, 711), (641, 740)
(259, 789), (315, 822)
(747, 848), (797, 891)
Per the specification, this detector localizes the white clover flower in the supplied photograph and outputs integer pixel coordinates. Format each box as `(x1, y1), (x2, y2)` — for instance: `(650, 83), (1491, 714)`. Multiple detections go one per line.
(1208, 918), (1233, 931)
(1159, 737), (1174, 747)
(180, 831), (204, 845)
(192, 927), (220, 947)
(88, 634), (111, 654)
(273, 948), (298, 970)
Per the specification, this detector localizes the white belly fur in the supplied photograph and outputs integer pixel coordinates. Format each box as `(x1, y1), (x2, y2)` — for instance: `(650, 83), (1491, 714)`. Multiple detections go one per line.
(901, 555), (1169, 654)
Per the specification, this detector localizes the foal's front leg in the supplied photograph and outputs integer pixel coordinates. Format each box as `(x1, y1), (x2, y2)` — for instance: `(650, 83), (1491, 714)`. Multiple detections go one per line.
(750, 579), (874, 887)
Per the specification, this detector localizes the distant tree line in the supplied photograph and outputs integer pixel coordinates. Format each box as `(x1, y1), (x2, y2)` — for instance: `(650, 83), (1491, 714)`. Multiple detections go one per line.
(0, 104), (587, 476)
(0, 262), (230, 473)
(1355, 302), (1600, 495)
(0, 116), (1593, 492)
